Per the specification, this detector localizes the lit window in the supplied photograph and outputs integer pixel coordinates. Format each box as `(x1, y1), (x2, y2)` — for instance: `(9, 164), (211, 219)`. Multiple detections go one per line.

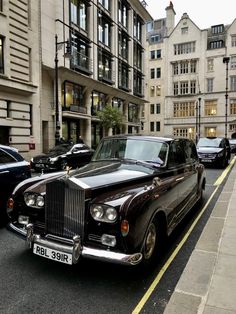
(207, 59), (214, 72)
(205, 101), (217, 116)
(205, 127), (216, 137)
(230, 99), (236, 115)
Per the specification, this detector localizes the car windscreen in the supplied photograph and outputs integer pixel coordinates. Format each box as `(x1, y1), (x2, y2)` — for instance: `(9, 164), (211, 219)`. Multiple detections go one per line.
(197, 138), (221, 148)
(92, 138), (168, 165)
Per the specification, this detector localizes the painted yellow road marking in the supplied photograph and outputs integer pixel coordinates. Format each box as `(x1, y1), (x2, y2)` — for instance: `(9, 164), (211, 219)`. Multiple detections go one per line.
(214, 156), (236, 186)
(132, 157), (236, 313)
(132, 187), (220, 313)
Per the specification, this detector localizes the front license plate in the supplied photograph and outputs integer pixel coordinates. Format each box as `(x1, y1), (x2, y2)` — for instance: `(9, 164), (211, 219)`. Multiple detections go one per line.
(35, 164), (44, 168)
(201, 159), (212, 162)
(33, 244), (72, 265)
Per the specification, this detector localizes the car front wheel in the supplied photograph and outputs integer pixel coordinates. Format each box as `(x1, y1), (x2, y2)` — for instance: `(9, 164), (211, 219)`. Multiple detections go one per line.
(141, 218), (165, 266)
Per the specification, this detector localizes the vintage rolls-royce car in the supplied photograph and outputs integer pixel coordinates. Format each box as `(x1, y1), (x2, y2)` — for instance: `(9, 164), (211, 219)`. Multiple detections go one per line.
(7, 135), (205, 266)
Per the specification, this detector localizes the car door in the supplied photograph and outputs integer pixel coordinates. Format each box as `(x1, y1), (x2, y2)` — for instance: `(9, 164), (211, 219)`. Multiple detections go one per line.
(165, 140), (187, 227)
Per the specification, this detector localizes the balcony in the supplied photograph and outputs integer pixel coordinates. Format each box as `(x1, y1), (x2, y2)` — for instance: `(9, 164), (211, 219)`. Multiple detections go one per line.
(71, 51), (93, 75)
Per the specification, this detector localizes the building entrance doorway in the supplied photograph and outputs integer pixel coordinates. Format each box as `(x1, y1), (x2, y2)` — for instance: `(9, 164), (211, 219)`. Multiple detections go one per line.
(0, 127), (9, 145)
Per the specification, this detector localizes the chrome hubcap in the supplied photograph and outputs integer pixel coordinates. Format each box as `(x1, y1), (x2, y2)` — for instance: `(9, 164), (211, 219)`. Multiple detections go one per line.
(143, 223), (156, 260)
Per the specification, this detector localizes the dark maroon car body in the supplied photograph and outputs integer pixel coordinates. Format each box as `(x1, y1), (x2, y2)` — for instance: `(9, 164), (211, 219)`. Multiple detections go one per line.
(7, 135), (205, 266)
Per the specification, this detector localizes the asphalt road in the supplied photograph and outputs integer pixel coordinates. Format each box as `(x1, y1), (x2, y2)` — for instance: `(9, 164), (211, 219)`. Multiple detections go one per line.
(0, 166), (227, 314)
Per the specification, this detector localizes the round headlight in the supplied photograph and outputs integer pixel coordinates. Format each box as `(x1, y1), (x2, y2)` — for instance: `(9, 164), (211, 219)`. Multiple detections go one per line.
(91, 205), (104, 219)
(36, 195), (44, 207)
(105, 207), (117, 221)
(24, 194), (35, 206)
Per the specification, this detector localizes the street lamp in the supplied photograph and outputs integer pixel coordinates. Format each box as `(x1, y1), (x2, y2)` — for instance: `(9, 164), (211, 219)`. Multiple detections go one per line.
(195, 101), (198, 143)
(54, 34), (71, 145)
(198, 97), (201, 140)
(223, 56), (230, 138)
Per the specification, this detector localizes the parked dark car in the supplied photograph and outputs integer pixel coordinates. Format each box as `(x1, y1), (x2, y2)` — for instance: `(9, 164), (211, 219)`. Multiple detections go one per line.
(229, 139), (236, 154)
(0, 145), (31, 223)
(197, 137), (231, 168)
(31, 143), (94, 172)
(7, 135), (205, 266)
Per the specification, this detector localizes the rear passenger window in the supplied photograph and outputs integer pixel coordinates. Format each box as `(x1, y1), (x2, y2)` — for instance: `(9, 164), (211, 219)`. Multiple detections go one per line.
(0, 150), (16, 164)
(184, 140), (198, 162)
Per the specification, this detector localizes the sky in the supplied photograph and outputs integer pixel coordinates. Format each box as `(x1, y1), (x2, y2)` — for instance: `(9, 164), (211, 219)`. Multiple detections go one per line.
(144, 0), (236, 29)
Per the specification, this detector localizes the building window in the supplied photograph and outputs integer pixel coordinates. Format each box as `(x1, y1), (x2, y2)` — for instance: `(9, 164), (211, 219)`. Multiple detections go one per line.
(150, 86), (155, 97)
(0, 37), (4, 74)
(180, 81), (189, 95)
(156, 121), (160, 131)
(205, 101), (217, 115)
(230, 99), (236, 115)
(173, 128), (188, 138)
(174, 42), (195, 55)
(181, 27), (188, 34)
(118, 61), (129, 90)
(229, 124), (236, 132)
(180, 61), (189, 74)
(98, 0), (110, 11)
(150, 122), (154, 132)
(70, 0), (88, 30)
(133, 70), (143, 96)
(156, 49), (161, 58)
(230, 56), (236, 69)
(209, 40), (223, 49)
(150, 104), (154, 114)
(133, 13), (142, 41)
(71, 33), (91, 72)
(173, 102), (195, 117)
(118, 30), (129, 60)
(231, 76), (236, 91)
(190, 60), (197, 73)
(211, 24), (224, 34)
(150, 50), (155, 59)
(173, 82), (178, 95)
(205, 127), (216, 137)
(91, 91), (107, 115)
(128, 103), (138, 123)
(118, 0), (129, 28)
(190, 81), (196, 94)
(207, 78), (214, 92)
(173, 63), (178, 75)
(98, 49), (113, 83)
(62, 81), (86, 113)
(133, 42), (142, 70)
(156, 85), (161, 96)
(98, 12), (112, 47)
(150, 103), (160, 114)
(232, 35), (236, 47)
(156, 67), (161, 78)
(150, 68), (155, 79)
(150, 34), (160, 44)
(207, 59), (214, 72)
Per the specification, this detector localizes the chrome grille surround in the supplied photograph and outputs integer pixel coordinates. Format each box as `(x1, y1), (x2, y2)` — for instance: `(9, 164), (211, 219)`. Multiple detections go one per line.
(45, 179), (85, 239)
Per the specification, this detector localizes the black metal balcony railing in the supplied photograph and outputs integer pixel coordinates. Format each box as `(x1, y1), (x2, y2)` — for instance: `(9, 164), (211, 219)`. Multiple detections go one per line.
(62, 105), (87, 114)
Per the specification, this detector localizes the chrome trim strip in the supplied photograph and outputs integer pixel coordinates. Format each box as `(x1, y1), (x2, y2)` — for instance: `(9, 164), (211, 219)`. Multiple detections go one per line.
(8, 223), (143, 266)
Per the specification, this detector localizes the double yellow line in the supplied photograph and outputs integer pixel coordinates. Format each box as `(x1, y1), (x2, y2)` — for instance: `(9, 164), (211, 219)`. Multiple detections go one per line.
(132, 156), (236, 313)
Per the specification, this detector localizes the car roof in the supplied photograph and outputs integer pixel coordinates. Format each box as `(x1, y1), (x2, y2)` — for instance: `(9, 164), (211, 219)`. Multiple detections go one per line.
(102, 134), (176, 143)
(0, 145), (24, 161)
(0, 144), (18, 152)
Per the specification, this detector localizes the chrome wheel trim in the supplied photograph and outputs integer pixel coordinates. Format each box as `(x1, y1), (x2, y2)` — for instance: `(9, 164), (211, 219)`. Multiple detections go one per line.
(143, 223), (156, 260)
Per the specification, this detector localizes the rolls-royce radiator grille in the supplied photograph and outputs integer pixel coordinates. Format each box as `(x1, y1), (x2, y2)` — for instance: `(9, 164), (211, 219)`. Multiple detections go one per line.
(45, 180), (85, 239)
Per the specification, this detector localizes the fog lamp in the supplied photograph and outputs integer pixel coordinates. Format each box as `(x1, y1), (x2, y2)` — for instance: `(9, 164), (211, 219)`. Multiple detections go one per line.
(18, 215), (29, 225)
(101, 234), (116, 247)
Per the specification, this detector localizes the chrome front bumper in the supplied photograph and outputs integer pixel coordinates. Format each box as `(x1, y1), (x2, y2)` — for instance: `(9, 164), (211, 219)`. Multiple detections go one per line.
(8, 223), (143, 266)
